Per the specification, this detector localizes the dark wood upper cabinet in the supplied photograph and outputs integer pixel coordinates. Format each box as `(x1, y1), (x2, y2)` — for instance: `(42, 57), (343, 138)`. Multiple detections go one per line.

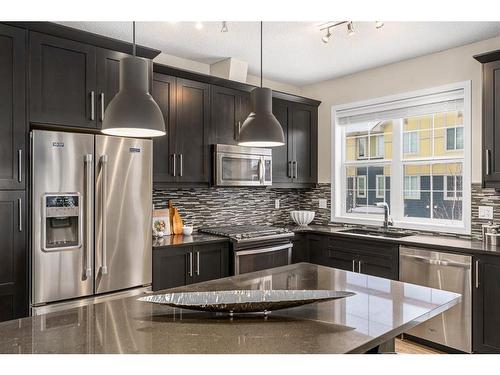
(96, 48), (128, 127)
(29, 31), (97, 128)
(152, 73), (177, 184)
(175, 78), (210, 184)
(272, 101), (318, 186)
(0, 24), (26, 190)
(291, 103), (318, 184)
(473, 254), (500, 353)
(210, 85), (250, 145)
(0, 191), (26, 322)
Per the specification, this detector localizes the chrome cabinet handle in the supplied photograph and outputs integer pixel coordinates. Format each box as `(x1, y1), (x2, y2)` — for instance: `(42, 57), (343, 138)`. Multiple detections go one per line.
(179, 154), (183, 177)
(294, 160), (298, 179)
(18, 198), (22, 232)
(196, 251), (200, 276)
(172, 153), (176, 176)
(18, 149), (22, 183)
(235, 121), (242, 141)
(475, 260), (479, 289)
(84, 154), (93, 279)
(352, 259), (356, 272)
(100, 93), (105, 122)
(288, 161), (292, 178)
(90, 91), (95, 121)
(358, 260), (362, 274)
(485, 149), (491, 176)
(188, 252), (193, 277)
(100, 155), (108, 275)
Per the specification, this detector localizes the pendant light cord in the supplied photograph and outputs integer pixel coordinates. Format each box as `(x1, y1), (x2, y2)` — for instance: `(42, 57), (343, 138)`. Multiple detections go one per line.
(260, 21), (263, 88)
(132, 21), (136, 57)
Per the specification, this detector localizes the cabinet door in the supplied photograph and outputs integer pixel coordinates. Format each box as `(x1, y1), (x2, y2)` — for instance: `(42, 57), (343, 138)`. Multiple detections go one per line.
(272, 98), (293, 184)
(291, 103), (318, 184)
(193, 242), (229, 283)
(0, 191), (26, 322)
(29, 31), (97, 128)
(210, 85), (249, 145)
(308, 234), (329, 266)
(96, 48), (129, 128)
(176, 78), (210, 184)
(326, 248), (358, 272)
(291, 234), (309, 263)
(473, 255), (500, 353)
(152, 246), (190, 291)
(358, 253), (399, 280)
(483, 60), (500, 186)
(152, 73), (177, 184)
(0, 24), (25, 190)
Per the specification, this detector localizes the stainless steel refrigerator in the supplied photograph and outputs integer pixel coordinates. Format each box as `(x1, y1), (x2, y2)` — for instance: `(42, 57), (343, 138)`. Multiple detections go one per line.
(31, 130), (152, 308)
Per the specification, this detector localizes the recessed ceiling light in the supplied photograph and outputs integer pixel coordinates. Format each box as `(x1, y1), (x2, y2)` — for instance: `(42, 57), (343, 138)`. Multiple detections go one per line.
(195, 22), (203, 30)
(375, 21), (384, 29)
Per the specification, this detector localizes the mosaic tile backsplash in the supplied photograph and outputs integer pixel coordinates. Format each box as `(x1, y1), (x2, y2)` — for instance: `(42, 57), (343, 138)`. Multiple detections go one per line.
(153, 183), (494, 240)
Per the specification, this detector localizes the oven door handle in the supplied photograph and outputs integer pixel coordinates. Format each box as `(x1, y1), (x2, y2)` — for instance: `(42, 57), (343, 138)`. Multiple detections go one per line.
(236, 243), (293, 256)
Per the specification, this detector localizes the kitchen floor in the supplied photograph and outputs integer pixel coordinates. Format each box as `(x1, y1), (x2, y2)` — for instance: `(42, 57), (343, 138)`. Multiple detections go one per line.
(395, 339), (443, 354)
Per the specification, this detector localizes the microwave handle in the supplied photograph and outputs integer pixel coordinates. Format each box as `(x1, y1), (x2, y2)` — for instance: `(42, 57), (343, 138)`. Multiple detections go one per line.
(259, 156), (265, 184)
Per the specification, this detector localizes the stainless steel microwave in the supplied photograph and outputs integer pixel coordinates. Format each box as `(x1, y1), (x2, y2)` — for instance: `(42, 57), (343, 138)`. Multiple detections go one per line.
(214, 144), (272, 186)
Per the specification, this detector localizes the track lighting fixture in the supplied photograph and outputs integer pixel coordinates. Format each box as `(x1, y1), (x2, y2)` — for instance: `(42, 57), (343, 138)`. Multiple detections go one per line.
(347, 22), (355, 36)
(221, 21), (228, 33)
(322, 27), (332, 43)
(375, 21), (384, 29)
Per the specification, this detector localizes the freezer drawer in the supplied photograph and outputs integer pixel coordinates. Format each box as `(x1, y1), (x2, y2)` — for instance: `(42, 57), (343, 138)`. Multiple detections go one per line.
(399, 246), (471, 353)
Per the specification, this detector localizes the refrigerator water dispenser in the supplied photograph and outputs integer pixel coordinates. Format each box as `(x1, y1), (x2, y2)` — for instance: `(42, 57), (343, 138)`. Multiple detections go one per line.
(42, 193), (82, 251)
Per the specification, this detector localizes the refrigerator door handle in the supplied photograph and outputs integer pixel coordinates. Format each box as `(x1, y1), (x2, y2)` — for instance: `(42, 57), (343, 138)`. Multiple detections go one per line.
(100, 154), (108, 275)
(84, 154), (93, 279)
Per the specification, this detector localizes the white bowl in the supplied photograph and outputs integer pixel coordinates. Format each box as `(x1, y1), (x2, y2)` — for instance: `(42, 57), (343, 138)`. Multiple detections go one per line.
(182, 226), (193, 235)
(290, 211), (315, 226)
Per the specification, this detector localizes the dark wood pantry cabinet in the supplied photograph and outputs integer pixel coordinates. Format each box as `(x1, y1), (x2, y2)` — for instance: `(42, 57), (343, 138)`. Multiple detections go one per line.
(152, 242), (229, 291)
(473, 254), (500, 353)
(0, 191), (27, 322)
(0, 24), (26, 190)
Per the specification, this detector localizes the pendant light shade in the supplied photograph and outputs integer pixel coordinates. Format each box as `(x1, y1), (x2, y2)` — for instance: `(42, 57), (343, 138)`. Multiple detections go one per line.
(238, 87), (284, 147)
(102, 23), (166, 138)
(238, 22), (284, 147)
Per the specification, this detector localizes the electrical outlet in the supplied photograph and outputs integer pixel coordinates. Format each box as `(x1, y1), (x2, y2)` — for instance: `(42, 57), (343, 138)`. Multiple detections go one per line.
(275, 199), (280, 209)
(478, 206), (494, 220)
(319, 199), (327, 209)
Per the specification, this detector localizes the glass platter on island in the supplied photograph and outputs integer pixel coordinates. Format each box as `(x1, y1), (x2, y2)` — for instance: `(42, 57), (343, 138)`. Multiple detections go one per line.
(138, 290), (355, 314)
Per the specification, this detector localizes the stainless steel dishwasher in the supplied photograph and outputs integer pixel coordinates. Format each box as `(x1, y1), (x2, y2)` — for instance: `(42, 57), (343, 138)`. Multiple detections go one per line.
(399, 246), (471, 353)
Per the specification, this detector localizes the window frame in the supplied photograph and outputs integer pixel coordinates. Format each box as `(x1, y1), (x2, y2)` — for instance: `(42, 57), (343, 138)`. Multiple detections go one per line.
(375, 175), (385, 199)
(331, 81), (471, 235)
(403, 175), (421, 200)
(403, 130), (419, 154)
(446, 126), (464, 151)
(443, 175), (463, 201)
(356, 175), (367, 198)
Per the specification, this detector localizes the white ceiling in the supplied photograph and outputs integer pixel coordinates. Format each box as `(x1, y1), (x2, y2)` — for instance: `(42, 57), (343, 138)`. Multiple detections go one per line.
(57, 21), (500, 86)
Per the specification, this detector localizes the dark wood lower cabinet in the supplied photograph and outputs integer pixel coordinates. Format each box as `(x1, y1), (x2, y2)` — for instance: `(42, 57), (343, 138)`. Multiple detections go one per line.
(291, 234), (309, 263)
(473, 254), (500, 353)
(152, 242), (229, 291)
(0, 191), (26, 322)
(308, 234), (329, 266)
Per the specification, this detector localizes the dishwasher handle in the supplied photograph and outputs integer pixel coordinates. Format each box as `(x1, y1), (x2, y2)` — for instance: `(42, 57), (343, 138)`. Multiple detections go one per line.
(400, 253), (471, 269)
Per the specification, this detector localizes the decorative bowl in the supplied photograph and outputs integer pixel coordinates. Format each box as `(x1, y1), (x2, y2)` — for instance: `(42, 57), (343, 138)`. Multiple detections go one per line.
(182, 226), (193, 235)
(290, 210), (315, 226)
(138, 289), (354, 314)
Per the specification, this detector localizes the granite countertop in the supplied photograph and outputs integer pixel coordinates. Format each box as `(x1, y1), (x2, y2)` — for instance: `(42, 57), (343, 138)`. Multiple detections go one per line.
(153, 233), (228, 249)
(0, 263), (459, 354)
(291, 224), (500, 257)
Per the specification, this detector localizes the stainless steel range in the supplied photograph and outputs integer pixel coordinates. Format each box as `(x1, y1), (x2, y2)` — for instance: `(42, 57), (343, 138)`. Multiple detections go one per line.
(199, 225), (294, 275)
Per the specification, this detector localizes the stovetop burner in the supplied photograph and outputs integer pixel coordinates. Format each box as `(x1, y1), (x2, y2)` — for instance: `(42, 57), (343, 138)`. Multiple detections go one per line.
(199, 225), (292, 242)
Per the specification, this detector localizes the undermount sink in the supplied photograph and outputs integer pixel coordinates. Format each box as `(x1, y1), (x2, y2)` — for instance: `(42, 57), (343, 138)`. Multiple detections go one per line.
(339, 228), (412, 239)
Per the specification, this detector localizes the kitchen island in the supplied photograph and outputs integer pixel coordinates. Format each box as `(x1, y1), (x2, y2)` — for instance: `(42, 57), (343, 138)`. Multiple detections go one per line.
(0, 263), (460, 354)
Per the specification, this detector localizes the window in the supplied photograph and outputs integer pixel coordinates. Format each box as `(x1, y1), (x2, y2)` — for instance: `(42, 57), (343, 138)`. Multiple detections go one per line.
(333, 82), (471, 234)
(446, 127), (464, 150)
(356, 175), (367, 198)
(404, 176), (420, 200)
(376, 175), (385, 199)
(403, 131), (419, 154)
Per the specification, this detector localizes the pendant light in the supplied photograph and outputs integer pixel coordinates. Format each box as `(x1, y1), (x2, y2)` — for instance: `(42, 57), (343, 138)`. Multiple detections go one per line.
(102, 22), (166, 138)
(238, 22), (285, 147)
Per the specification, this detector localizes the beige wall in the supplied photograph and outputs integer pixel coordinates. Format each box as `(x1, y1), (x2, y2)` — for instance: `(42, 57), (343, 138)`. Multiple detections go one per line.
(302, 35), (500, 184)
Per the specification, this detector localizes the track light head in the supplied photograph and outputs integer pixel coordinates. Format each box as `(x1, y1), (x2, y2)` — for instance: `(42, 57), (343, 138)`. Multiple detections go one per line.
(375, 21), (384, 29)
(221, 21), (228, 33)
(322, 28), (332, 43)
(347, 22), (355, 36)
